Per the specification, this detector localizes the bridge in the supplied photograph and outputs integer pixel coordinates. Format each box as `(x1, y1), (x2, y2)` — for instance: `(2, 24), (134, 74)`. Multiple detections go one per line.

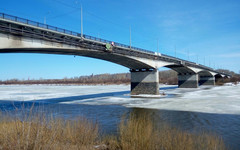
(0, 13), (230, 95)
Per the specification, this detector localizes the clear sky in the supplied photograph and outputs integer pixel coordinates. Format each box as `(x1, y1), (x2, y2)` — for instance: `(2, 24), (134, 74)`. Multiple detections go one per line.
(0, 0), (240, 80)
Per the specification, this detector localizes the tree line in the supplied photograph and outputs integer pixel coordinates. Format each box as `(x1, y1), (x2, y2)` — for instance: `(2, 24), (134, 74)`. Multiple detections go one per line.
(0, 69), (239, 85)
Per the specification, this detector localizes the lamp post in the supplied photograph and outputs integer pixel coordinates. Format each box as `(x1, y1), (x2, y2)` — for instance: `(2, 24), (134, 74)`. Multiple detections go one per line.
(174, 45), (176, 57)
(129, 25), (131, 49)
(81, 4), (83, 38)
(44, 11), (50, 24)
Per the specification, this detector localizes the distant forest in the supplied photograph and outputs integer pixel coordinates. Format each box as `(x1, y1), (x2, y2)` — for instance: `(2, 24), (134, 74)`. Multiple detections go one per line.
(0, 69), (239, 85)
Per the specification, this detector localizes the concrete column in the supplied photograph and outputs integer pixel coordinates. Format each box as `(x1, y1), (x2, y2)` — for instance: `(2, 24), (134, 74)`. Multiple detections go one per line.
(131, 69), (159, 95)
(178, 73), (198, 88)
(199, 76), (215, 86)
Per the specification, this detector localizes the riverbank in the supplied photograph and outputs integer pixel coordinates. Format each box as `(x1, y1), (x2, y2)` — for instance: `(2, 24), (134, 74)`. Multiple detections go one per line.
(0, 111), (226, 150)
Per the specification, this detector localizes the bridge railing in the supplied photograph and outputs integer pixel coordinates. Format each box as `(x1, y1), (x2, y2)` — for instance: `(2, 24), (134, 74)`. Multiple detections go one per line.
(0, 13), (155, 55)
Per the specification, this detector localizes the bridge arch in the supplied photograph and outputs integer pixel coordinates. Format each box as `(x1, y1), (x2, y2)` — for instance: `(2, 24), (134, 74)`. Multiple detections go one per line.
(161, 65), (198, 88)
(198, 70), (214, 77)
(215, 73), (225, 78)
(163, 64), (196, 74)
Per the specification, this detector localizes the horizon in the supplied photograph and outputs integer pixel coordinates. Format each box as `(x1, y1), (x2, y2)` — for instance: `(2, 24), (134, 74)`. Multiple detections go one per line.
(0, 69), (235, 81)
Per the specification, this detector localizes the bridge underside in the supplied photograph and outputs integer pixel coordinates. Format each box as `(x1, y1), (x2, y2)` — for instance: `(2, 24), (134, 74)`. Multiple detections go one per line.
(0, 48), (155, 70)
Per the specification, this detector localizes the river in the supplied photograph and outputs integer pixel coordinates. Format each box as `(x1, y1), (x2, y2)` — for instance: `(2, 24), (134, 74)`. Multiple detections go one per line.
(0, 84), (239, 149)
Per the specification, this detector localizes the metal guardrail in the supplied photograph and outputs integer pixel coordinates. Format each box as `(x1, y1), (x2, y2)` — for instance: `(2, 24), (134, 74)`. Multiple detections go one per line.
(0, 13), (229, 75)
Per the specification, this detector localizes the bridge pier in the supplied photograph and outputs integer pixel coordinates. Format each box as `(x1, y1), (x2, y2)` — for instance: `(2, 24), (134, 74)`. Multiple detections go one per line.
(130, 69), (159, 95)
(178, 73), (198, 88)
(199, 76), (215, 86)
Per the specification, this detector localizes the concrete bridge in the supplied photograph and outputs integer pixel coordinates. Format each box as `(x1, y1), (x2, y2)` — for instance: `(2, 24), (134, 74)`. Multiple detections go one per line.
(0, 13), (230, 95)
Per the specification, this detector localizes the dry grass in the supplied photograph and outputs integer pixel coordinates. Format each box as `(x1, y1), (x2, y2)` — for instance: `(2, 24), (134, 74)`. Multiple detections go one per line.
(0, 112), (98, 150)
(104, 113), (227, 150)
(0, 111), (226, 150)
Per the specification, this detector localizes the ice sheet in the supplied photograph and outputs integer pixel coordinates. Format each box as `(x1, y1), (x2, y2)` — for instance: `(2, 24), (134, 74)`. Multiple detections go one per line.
(0, 83), (240, 114)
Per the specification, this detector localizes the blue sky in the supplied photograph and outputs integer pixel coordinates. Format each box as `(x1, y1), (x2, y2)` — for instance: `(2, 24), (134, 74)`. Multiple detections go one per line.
(0, 0), (239, 80)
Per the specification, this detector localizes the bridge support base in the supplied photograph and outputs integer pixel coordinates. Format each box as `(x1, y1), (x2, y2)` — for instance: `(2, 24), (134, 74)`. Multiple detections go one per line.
(199, 76), (215, 86)
(130, 69), (159, 95)
(178, 73), (198, 88)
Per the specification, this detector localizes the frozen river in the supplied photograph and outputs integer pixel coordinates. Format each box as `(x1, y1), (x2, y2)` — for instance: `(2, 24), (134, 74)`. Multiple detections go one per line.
(0, 84), (240, 149)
